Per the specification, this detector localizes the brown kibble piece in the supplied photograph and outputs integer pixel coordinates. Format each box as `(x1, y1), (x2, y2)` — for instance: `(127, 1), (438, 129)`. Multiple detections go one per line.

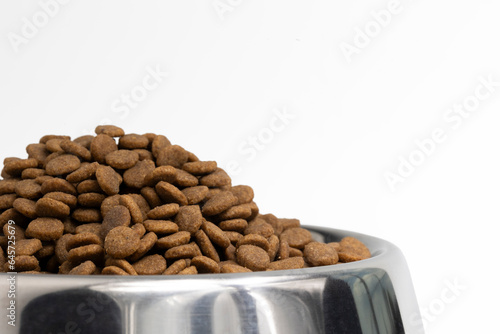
(202, 220), (231, 248)
(151, 135), (171, 158)
(105, 258), (138, 275)
(219, 219), (248, 233)
(60, 140), (92, 161)
(45, 154), (81, 176)
(304, 242), (339, 266)
(338, 237), (371, 262)
(68, 244), (105, 264)
(236, 245), (270, 271)
(156, 231), (191, 249)
(165, 243), (198, 260)
(0, 179), (18, 194)
(132, 254), (166, 275)
(175, 205), (203, 235)
(268, 257), (305, 271)
(199, 168), (231, 187)
(157, 145), (188, 168)
(327, 242), (341, 252)
(217, 204), (252, 220)
(41, 178), (76, 195)
(230, 185), (254, 204)
(15, 179), (42, 199)
(120, 194), (143, 224)
(155, 181), (187, 206)
(174, 169), (199, 187)
(280, 227), (312, 249)
(123, 159), (155, 188)
(147, 203), (180, 220)
(44, 192), (77, 209)
(7, 255), (40, 272)
(66, 162), (98, 183)
(96, 165), (122, 195)
(221, 263), (252, 273)
(102, 266), (129, 275)
(182, 161), (217, 175)
(106, 150), (139, 169)
(35, 198), (70, 218)
(72, 208), (102, 223)
(244, 218), (274, 238)
(178, 266), (197, 275)
(119, 134), (149, 149)
(143, 220), (178, 235)
(202, 191), (238, 216)
(0, 194), (16, 210)
(15, 239), (43, 256)
(277, 240), (290, 260)
(163, 259), (187, 275)
(22, 168), (45, 179)
(104, 226), (140, 259)
(90, 134), (118, 164)
(141, 187), (163, 208)
(78, 193), (106, 207)
(182, 186), (209, 205)
(191, 256), (220, 274)
(128, 232), (158, 262)
(236, 234), (270, 252)
(13, 198), (37, 218)
(95, 125), (125, 137)
(25, 218), (64, 241)
(68, 261), (96, 275)
(101, 205), (131, 238)
(144, 166), (177, 186)
(3, 158), (38, 176)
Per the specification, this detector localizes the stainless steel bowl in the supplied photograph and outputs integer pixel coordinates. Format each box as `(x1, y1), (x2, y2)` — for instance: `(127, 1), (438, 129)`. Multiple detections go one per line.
(0, 226), (424, 334)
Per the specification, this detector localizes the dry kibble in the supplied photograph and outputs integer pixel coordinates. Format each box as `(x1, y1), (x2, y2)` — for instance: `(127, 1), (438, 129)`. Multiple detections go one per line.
(155, 181), (187, 206)
(268, 257), (305, 271)
(143, 220), (178, 234)
(338, 237), (371, 262)
(100, 205), (131, 238)
(96, 165), (122, 195)
(119, 134), (149, 150)
(25, 218), (64, 241)
(66, 162), (98, 183)
(191, 256), (220, 274)
(157, 145), (188, 168)
(156, 231), (191, 249)
(106, 150), (139, 169)
(182, 161), (217, 175)
(304, 242), (339, 266)
(123, 160), (155, 188)
(132, 254), (166, 275)
(147, 203), (179, 219)
(163, 259), (187, 275)
(35, 198), (70, 218)
(280, 227), (313, 249)
(128, 232), (158, 262)
(175, 205), (203, 235)
(236, 245), (270, 271)
(182, 186), (209, 205)
(202, 191), (238, 216)
(68, 260), (96, 275)
(90, 134), (118, 164)
(59, 140), (92, 161)
(0, 125), (371, 275)
(15, 238), (43, 256)
(236, 234), (270, 252)
(104, 226), (140, 259)
(95, 125), (125, 137)
(45, 154), (81, 176)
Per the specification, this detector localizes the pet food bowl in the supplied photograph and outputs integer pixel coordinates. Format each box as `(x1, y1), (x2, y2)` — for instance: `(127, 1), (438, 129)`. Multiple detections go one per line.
(0, 226), (424, 334)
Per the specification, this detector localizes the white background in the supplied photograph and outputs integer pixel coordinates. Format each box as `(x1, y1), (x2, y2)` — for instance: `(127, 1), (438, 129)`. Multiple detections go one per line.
(1, 1), (499, 333)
